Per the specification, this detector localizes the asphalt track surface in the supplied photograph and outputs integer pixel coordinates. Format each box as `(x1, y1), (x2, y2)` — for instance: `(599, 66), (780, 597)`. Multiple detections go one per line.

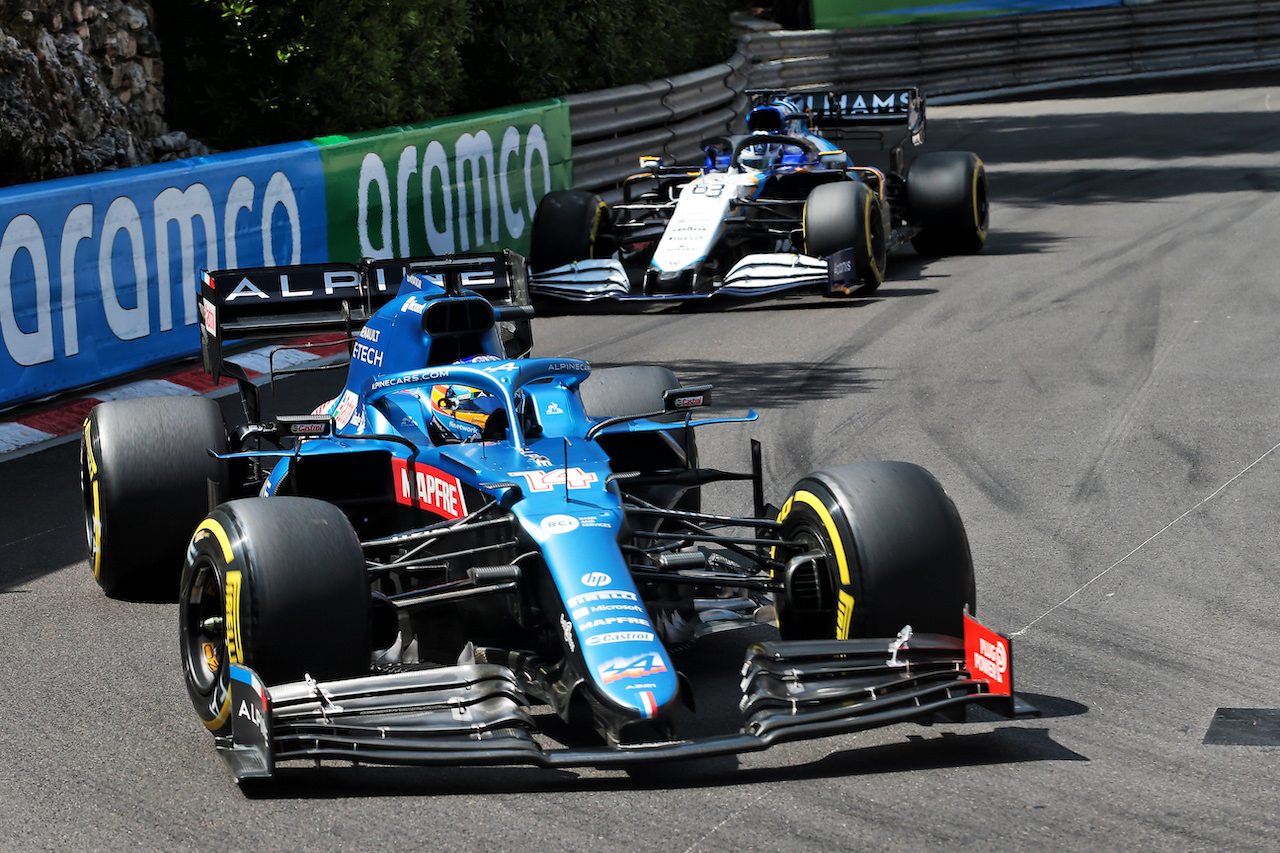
(3, 72), (1280, 852)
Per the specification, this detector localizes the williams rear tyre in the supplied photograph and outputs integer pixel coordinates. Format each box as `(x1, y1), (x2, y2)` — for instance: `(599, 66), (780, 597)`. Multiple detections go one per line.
(774, 461), (975, 641)
(81, 396), (226, 599)
(180, 497), (371, 736)
(802, 180), (887, 295)
(906, 151), (988, 256)
(579, 366), (699, 513)
(530, 189), (612, 272)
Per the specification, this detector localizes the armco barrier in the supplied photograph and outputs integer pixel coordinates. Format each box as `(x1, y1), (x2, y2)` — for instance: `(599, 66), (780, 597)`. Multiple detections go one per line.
(568, 0), (1280, 197)
(0, 102), (571, 409)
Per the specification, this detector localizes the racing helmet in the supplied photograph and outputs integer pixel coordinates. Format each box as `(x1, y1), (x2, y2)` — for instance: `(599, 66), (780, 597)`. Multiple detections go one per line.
(739, 133), (784, 171)
(428, 354), (511, 443)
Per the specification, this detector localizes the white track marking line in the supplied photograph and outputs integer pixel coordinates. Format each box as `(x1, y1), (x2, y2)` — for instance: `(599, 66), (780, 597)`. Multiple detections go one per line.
(1012, 439), (1280, 637)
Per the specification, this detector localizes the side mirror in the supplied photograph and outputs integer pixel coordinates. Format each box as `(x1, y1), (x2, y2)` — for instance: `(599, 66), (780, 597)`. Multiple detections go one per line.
(663, 385), (712, 413)
(275, 414), (333, 438)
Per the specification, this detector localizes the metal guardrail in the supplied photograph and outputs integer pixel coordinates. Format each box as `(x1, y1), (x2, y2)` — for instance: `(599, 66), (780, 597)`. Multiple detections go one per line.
(567, 0), (1280, 196)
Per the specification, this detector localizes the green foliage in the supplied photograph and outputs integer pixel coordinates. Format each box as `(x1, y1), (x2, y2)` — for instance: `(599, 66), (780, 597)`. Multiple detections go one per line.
(153, 0), (736, 150)
(458, 0), (737, 109)
(156, 0), (470, 149)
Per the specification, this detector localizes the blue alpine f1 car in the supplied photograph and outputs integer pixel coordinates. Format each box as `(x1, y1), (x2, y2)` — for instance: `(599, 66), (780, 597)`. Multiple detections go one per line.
(80, 252), (1029, 786)
(529, 88), (988, 301)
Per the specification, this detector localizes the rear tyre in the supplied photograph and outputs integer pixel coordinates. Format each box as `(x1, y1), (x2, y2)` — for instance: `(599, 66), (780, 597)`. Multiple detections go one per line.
(81, 396), (226, 599)
(907, 151), (988, 256)
(802, 181), (887, 295)
(579, 366), (699, 513)
(180, 497), (370, 736)
(775, 461), (975, 641)
(530, 190), (611, 272)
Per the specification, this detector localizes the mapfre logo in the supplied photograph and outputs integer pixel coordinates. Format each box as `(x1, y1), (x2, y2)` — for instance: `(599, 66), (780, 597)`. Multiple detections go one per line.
(392, 459), (468, 520)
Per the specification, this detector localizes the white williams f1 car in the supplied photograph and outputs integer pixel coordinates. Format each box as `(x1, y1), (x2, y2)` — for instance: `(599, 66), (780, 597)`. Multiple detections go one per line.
(529, 88), (988, 302)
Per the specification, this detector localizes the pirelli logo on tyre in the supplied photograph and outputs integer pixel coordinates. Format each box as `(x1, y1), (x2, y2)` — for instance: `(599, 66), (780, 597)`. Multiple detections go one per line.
(225, 569), (244, 666)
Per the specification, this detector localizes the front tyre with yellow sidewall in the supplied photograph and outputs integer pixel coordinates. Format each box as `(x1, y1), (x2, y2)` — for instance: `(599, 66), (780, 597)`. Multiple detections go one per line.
(775, 461), (975, 641)
(803, 180), (888, 296)
(530, 189), (612, 273)
(179, 497), (371, 736)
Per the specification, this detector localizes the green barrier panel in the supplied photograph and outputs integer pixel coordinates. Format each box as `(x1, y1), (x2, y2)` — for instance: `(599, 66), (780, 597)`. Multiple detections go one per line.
(813, 0), (1123, 28)
(315, 100), (572, 263)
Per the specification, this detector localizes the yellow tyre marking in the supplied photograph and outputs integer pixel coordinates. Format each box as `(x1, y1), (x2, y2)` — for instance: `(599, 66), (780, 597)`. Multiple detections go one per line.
(863, 192), (882, 282)
(972, 159), (987, 241)
(776, 489), (851, 588)
(776, 489), (856, 640)
(193, 518), (234, 563)
(588, 200), (608, 258)
(224, 569), (243, 666)
(837, 590), (855, 640)
(82, 419), (103, 580)
(189, 518), (239, 731)
(203, 694), (232, 732)
(90, 481), (102, 579)
(82, 419), (96, 477)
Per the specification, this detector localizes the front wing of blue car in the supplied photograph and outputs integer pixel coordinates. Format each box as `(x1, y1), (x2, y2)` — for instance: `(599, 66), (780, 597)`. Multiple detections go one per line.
(218, 617), (1036, 783)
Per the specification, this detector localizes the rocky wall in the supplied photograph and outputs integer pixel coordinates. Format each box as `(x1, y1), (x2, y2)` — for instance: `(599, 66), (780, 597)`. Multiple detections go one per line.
(0, 0), (206, 188)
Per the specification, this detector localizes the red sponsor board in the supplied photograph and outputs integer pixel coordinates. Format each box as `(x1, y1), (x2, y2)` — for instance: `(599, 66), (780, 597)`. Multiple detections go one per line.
(963, 612), (1011, 696)
(392, 458), (468, 520)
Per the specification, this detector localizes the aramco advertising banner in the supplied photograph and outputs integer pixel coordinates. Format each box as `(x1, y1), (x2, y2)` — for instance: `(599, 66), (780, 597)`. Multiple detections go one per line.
(813, 0), (1124, 28)
(0, 100), (572, 408)
(316, 101), (572, 263)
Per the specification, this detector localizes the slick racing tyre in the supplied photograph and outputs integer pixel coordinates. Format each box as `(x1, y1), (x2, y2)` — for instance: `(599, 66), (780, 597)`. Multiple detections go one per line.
(774, 461), (975, 641)
(530, 189), (612, 272)
(802, 181), (887, 295)
(180, 497), (370, 736)
(81, 396), (226, 599)
(579, 366), (699, 514)
(906, 151), (988, 256)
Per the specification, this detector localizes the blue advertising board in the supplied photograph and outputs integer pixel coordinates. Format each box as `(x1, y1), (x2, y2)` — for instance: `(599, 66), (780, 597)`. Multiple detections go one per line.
(0, 144), (327, 406)
(0, 99), (572, 411)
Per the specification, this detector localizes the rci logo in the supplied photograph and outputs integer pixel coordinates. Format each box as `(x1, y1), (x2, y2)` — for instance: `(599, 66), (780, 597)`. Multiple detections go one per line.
(581, 572), (611, 587)
(541, 514), (580, 534)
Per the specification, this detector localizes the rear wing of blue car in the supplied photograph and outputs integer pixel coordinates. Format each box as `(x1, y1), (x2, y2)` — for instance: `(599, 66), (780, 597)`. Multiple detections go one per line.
(198, 251), (533, 417)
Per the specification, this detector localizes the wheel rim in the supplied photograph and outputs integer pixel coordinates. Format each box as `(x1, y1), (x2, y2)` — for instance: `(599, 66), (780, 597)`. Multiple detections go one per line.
(777, 510), (839, 636)
(787, 521), (832, 611)
(182, 558), (226, 695)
